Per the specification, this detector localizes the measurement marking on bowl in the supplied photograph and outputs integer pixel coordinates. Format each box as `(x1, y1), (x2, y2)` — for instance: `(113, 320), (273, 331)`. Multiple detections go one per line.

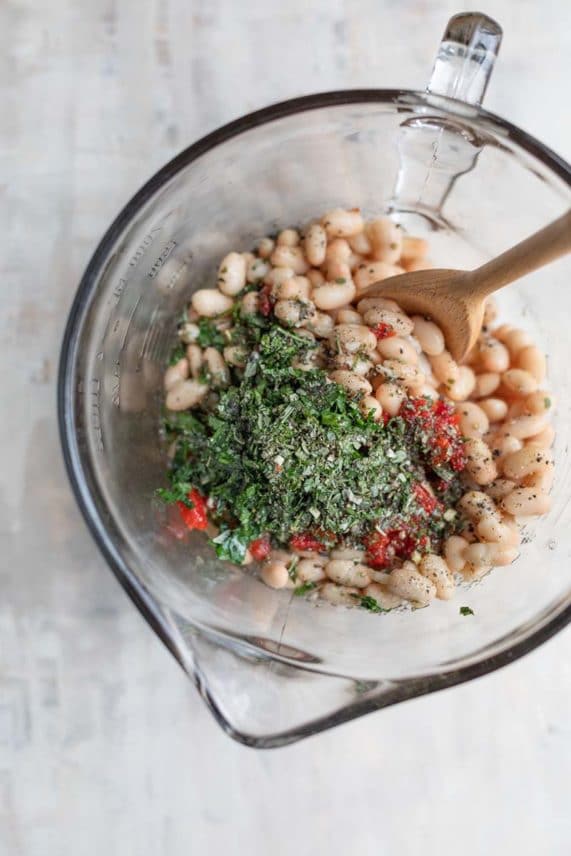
(119, 294), (143, 353)
(111, 361), (120, 408)
(127, 229), (161, 271)
(147, 241), (177, 278)
(89, 377), (104, 451)
(139, 307), (162, 359)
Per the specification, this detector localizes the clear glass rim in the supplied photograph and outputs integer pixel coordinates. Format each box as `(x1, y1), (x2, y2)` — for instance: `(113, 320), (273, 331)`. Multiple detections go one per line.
(58, 89), (571, 747)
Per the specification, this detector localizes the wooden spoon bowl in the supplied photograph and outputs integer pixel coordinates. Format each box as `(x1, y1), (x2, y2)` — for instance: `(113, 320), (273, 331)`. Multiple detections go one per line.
(366, 209), (571, 362)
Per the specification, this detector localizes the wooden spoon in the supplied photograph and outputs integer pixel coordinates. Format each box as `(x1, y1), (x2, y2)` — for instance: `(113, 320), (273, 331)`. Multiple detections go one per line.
(365, 209), (571, 361)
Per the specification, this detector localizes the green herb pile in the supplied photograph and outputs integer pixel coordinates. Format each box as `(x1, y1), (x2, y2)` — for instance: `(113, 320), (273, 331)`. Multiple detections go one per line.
(160, 319), (462, 564)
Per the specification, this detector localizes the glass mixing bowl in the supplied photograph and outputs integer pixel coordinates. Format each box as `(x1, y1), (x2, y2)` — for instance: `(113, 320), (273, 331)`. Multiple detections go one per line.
(58, 15), (571, 746)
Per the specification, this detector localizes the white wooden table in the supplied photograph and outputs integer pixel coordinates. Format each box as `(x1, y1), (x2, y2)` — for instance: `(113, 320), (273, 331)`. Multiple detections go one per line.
(1, 1), (570, 853)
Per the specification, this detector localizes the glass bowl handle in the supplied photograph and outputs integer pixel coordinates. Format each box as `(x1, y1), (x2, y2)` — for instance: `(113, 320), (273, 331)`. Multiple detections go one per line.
(390, 13), (503, 222)
(427, 12), (503, 106)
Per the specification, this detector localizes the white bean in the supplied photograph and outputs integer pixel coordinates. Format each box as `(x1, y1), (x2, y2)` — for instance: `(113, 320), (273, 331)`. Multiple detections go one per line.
(500, 488), (551, 517)
(265, 266), (295, 291)
(411, 316), (445, 355)
(274, 298), (315, 327)
(515, 345), (546, 382)
(376, 336), (418, 364)
(400, 235), (429, 263)
(331, 324), (377, 355)
(164, 357), (189, 391)
(386, 563), (437, 605)
(367, 218), (403, 264)
(419, 554), (455, 600)
(429, 350), (460, 384)
(304, 223), (327, 266)
(257, 237), (275, 259)
(217, 252), (247, 296)
(458, 490), (499, 523)
(357, 296), (402, 315)
(312, 280), (357, 310)
(274, 276), (311, 301)
(479, 397), (508, 422)
(186, 344), (203, 378)
(444, 535), (469, 573)
(462, 543), (493, 578)
(525, 390), (555, 415)
(330, 548), (365, 561)
(247, 256), (269, 283)
(348, 231), (372, 256)
(336, 308), (363, 325)
(178, 322), (200, 344)
(502, 369), (538, 396)
(456, 402), (489, 438)
(270, 245), (309, 274)
(527, 424), (555, 449)
(307, 268), (325, 288)
(485, 479), (517, 500)
(360, 395), (384, 421)
(363, 308), (414, 337)
(223, 345), (247, 367)
(478, 339), (510, 373)
(240, 291), (260, 316)
(191, 289), (234, 317)
(445, 366), (476, 401)
(503, 413), (548, 440)
(381, 360), (425, 391)
(203, 347), (230, 387)
(328, 263), (354, 285)
(296, 558), (327, 583)
(325, 560), (370, 588)
(277, 228), (300, 247)
(354, 261), (401, 292)
(325, 237), (351, 266)
(473, 372), (500, 398)
(330, 354), (373, 376)
(305, 311), (335, 338)
(320, 583), (360, 606)
(363, 583), (403, 609)
(502, 446), (554, 491)
(502, 328), (533, 355)
(322, 208), (364, 238)
(261, 560), (290, 589)
(165, 379), (208, 411)
(489, 432), (523, 460)
(374, 382), (405, 415)
(463, 438), (497, 485)
(329, 370), (372, 396)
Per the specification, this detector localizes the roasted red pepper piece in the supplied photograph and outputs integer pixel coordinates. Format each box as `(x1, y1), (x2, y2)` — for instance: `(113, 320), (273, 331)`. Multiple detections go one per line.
(413, 482), (440, 515)
(364, 531), (392, 568)
(250, 535), (271, 561)
(258, 284), (274, 317)
(371, 322), (395, 340)
(177, 488), (208, 531)
(290, 532), (325, 552)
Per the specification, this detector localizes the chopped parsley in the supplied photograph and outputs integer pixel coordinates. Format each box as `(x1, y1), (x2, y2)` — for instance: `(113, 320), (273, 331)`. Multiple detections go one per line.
(168, 344), (186, 365)
(459, 606), (474, 616)
(196, 318), (226, 350)
(352, 594), (390, 613)
(294, 581), (317, 596)
(161, 321), (464, 563)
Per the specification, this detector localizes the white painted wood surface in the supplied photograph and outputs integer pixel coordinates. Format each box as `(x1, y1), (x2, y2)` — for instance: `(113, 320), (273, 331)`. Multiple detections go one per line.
(1, 1), (570, 853)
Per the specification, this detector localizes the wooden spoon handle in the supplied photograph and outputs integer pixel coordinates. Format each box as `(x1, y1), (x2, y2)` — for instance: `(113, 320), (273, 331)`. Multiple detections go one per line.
(467, 208), (571, 297)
